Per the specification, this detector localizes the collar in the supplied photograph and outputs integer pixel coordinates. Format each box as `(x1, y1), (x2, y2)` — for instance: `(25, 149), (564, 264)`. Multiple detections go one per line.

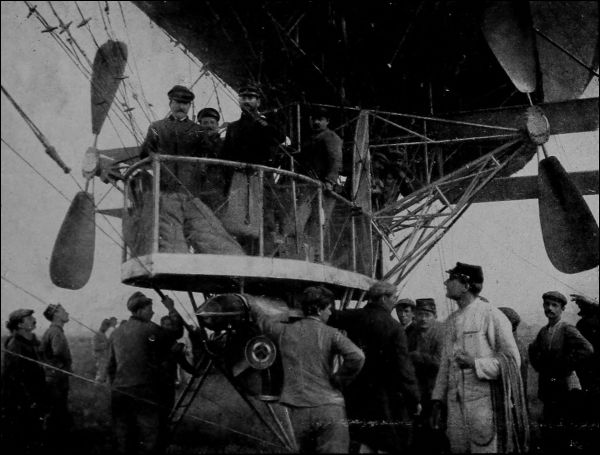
(50, 322), (64, 332)
(168, 113), (190, 122)
(306, 315), (323, 323)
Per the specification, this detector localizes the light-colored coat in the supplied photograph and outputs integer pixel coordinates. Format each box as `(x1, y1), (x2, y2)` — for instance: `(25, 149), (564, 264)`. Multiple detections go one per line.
(432, 297), (519, 453)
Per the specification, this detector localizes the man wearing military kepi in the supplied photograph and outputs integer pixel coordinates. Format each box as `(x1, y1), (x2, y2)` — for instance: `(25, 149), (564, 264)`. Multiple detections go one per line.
(137, 84), (244, 256)
(529, 291), (593, 453)
(431, 262), (528, 453)
(40, 303), (73, 451)
(222, 82), (284, 167)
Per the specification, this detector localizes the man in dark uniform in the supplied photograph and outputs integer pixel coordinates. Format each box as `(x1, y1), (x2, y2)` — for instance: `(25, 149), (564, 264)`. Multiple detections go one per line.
(107, 291), (184, 455)
(407, 298), (446, 452)
(40, 303), (73, 451)
(395, 298), (417, 339)
(571, 294), (600, 451)
(137, 85), (243, 256)
(529, 291), (594, 452)
(220, 83), (284, 251)
(299, 107), (342, 191)
(1, 309), (47, 453)
(195, 107), (226, 210)
(328, 281), (421, 453)
(221, 83), (284, 166)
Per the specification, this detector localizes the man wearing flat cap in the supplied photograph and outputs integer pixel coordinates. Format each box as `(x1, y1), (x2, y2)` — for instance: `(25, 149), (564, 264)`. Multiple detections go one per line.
(299, 106), (342, 191)
(328, 281), (420, 453)
(194, 107), (227, 210)
(571, 294), (600, 435)
(1, 309), (47, 452)
(395, 298), (417, 339)
(431, 262), (526, 453)
(107, 291), (184, 454)
(137, 84), (244, 256)
(407, 298), (446, 452)
(40, 303), (73, 449)
(529, 291), (593, 452)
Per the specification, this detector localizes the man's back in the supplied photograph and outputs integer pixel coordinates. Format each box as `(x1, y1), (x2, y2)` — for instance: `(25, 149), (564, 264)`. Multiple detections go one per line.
(301, 128), (342, 183)
(41, 324), (72, 373)
(108, 317), (172, 394)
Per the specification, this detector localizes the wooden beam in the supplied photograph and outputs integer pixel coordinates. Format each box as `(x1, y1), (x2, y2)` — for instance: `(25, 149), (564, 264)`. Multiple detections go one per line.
(431, 98), (599, 140)
(472, 170), (599, 203)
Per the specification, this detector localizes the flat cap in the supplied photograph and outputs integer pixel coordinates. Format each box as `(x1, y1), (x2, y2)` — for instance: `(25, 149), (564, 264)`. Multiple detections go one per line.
(238, 82), (261, 97)
(543, 291), (567, 306)
(167, 85), (195, 102)
(446, 262), (484, 285)
(43, 304), (60, 321)
(570, 294), (598, 307)
(127, 291), (152, 312)
(416, 298), (436, 313)
(6, 309), (34, 331)
(498, 307), (521, 330)
(396, 298), (416, 308)
(197, 107), (220, 121)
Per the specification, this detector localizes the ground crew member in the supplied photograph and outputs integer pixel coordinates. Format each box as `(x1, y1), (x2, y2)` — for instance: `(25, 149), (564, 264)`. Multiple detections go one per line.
(107, 291), (184, 455)
(93, 318), (112, 383)
(1, 309), (47, 453)
(395, 297), (417, 339)
(431, 262), (526, 453)
(250, 286), (364, 453)
(138, 84), (244, 256)
(40, 303), (73, 450)
(529, 291), (593, 453)
(328, 281), (421, 453)
(408, 298), (446, 452)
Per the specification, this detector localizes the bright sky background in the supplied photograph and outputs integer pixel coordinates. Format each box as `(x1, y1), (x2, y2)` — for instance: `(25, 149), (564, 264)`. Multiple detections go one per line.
(1, 1), (598, 337)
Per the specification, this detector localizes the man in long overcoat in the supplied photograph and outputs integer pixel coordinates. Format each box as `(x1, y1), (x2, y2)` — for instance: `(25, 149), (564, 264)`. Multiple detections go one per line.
(328, 281), (421, 453)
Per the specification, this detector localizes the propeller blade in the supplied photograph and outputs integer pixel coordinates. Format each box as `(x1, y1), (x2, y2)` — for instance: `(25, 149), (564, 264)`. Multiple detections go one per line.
(481, 1), (537, 93)
(91, 40), (128, 135)
(50, 191), (96, 289)
(529, 1), (599, 102)
(538, 156), (599, 274)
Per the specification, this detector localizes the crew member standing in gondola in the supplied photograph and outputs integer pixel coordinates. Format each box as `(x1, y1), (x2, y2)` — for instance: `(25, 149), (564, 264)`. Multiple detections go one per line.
(221, 83), (284, 167)
(299, 106), (342, 191)
(138, 85), (243, 256)
(195, 107), (226, 210)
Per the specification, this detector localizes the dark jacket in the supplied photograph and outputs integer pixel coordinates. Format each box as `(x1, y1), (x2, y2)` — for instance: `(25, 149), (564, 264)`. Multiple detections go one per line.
(328, 302), (420, 451)
(1, 333), (47, 414)
(407, 321), (444, 403)
(300, 128), (342, 184)
(40, 323), (72, 395)
(529, 321), (593, 401)
(107, 311), (183, 400)
(576, 314), (600, 394)
(140, 115), (206, 192)
(222, 111), (284, 167)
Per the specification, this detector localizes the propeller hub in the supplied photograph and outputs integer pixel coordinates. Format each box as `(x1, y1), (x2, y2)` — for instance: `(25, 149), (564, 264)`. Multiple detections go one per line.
(525, 106), (550, 145)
